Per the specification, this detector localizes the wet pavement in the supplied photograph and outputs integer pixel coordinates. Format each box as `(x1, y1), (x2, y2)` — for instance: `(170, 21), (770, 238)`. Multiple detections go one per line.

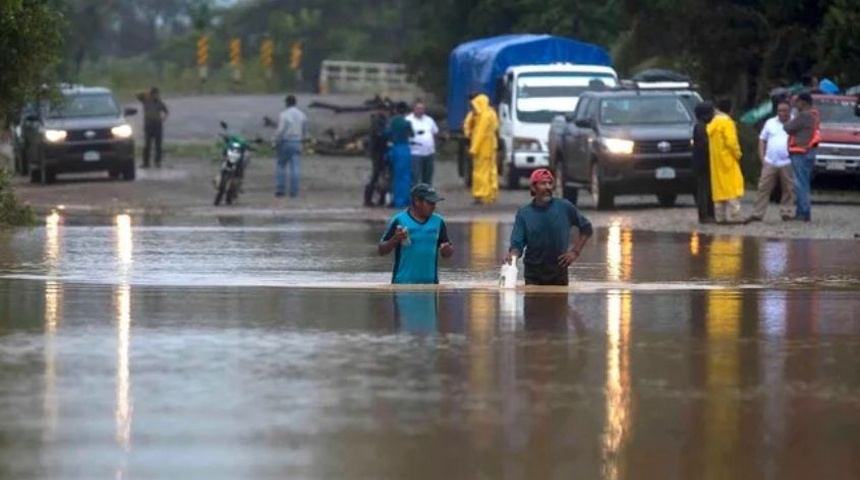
(1, 214), (859, 479)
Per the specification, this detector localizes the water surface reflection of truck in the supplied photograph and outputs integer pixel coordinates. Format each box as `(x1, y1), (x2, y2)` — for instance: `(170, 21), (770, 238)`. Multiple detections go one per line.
(446, 34), (618, 188)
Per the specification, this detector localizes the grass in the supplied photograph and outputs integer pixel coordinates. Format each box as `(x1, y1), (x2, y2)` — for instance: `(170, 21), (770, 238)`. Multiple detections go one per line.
(0, 153), (37, 228)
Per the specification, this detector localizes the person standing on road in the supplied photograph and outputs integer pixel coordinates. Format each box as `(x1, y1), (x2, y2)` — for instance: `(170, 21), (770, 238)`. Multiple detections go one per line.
(385, 101), (414, 208)
(136, 87), (169, 168)
(503, 168), (593, 286)
(469, 94), (499, 204)
(706, 105), (745, 224)
(363, 102), (391, 207)
(692, 102), (716, 223)
(378, 183), (454, 284)
(746, 100), (796, 222)
(783, 92), (820, 222)
(272, 94), (308, 198)
(405, 100), (439, 185)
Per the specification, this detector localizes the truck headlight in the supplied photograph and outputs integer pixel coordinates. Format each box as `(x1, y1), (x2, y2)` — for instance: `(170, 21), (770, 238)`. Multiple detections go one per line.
(111, 124), (133, 138)
(44, 129), (67, 142)
(513, 137), (542, 152)
(602, 137), (634, 155)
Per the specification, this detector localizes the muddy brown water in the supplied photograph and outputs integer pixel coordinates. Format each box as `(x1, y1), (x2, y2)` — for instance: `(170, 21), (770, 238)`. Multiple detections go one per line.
(0, 213), (858, 480)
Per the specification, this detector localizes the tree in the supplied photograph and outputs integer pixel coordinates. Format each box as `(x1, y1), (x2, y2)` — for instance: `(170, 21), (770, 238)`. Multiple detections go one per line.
(0, 0), (65, 126)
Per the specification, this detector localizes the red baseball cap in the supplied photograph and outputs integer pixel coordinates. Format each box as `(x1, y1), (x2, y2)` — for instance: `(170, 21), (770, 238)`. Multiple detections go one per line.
(530, 168), (554, 184)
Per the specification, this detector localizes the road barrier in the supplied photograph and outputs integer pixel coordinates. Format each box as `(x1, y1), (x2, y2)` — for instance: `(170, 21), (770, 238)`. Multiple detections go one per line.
(318, 60), (420, 96)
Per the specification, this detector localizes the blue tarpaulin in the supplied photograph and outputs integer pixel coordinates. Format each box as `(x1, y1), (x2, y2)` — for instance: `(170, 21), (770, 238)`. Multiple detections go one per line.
(446, 34), (613, 131)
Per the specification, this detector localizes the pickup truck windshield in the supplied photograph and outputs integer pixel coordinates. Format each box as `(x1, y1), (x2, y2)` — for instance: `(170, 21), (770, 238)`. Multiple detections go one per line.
(816, 99), (860, 124)
(46, 93), (121, 118)
(516, 73), (617, 123)
(600, 96), (692, 125)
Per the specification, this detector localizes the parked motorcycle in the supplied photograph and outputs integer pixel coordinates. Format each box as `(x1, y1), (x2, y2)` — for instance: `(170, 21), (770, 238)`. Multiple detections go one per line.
(213, 121), (262, 206)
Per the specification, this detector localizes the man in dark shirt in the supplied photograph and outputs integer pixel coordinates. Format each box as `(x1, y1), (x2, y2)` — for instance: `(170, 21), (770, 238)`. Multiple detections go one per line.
(692, 101), (715, 223)
(363, 103), (391, 207)
(503, 168), (593, 286)
(136, 86), (169, 168)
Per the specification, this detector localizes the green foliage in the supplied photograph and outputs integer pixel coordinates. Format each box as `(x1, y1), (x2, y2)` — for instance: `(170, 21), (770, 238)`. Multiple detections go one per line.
(0, 0), (65, 124)
(0, 167), (37, 228)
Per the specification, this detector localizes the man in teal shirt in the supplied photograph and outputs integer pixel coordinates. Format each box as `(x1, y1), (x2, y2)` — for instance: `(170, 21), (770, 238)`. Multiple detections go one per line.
(379, 183), (454, 284)
(503, 168), (593, 286)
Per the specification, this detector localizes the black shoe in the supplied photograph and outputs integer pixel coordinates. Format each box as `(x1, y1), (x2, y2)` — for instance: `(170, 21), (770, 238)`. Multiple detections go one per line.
(745, 216), (763, 223)
(275, 192), (286, 198)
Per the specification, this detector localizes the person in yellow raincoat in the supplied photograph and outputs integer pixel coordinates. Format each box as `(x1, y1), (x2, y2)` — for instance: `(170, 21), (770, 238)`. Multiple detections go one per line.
(706, 105), (745, 224)
(468, 94), (499, 204)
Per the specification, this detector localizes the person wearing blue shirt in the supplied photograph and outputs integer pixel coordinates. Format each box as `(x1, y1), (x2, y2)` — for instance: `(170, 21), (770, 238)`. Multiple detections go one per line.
(503, 168), (593, 286)
(379, 183), (454, 284)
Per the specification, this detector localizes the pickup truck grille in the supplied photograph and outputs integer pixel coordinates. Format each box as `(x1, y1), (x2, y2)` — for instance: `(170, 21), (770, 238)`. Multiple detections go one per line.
(633, 157), (691, 171)
(66, 128), (113, 141)
(635, 140), (692, 154)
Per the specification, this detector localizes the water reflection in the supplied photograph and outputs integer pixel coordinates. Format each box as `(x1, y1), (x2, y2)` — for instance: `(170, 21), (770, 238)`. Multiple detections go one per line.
(606, 219), (633, 282)
(393, 291), (438, 334)
(43, 210), (63, 443)
(114, 214), (133, 452)
(603, 289), (632, 480)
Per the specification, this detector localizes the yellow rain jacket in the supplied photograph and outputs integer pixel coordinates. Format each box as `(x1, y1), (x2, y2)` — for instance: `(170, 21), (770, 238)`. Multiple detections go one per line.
(469, 94), (499, 203)
(706, 112), (744, 202)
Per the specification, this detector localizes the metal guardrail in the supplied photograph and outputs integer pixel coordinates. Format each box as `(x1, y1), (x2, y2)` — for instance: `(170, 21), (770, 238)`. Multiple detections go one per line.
(318, 60), (421, 96)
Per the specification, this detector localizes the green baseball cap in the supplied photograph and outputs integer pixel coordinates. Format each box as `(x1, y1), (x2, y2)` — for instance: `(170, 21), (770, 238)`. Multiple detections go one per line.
(411, 183), (444, 203)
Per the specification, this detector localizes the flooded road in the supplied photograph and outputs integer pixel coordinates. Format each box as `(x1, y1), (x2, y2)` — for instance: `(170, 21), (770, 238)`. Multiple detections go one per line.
(1, 214), (859, 479)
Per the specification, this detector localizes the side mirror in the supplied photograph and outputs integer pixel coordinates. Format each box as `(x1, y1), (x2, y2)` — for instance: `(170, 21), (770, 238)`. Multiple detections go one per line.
(123, 107), (137, 116)
(575, 118), (596, 129)
(564, 113), (576, 123)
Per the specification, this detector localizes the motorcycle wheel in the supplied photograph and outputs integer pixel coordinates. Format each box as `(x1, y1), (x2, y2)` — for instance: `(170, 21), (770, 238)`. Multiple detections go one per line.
(214, 173), (230, 206)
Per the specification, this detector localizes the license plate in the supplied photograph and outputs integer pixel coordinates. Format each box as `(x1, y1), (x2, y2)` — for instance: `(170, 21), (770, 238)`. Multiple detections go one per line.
(655, 167), (676, 179)
(83, 151), (100, 162)
(826, 160), (846, 171)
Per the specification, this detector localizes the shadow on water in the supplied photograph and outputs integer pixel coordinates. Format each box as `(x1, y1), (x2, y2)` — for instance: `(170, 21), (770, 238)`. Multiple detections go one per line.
(0, 212), (859, 479)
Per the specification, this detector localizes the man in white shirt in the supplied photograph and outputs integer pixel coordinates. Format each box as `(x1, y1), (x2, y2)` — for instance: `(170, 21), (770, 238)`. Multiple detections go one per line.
(747, 100), (795, 222)
(405, 100), (439, 185)
(272, 94), (308, 198)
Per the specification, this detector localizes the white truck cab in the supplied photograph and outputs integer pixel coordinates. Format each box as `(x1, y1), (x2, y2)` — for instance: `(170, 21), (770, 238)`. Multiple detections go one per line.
(496, 64), (618, 188)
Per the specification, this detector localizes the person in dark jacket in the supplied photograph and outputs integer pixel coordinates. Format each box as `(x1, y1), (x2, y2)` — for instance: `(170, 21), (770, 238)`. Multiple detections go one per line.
(135, 87), (169, 168)
(692, 101), (716, 223)
(503, 168), (593, 286)
(363, 103), (391, 207)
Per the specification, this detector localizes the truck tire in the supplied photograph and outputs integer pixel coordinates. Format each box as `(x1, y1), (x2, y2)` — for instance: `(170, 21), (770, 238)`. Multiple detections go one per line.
(497, 143), (519, 189)
(657, 193), (677, 207)
(554, 158), (578, 205)
(121, 159), (136, 181)
(591, 163), (613, 210)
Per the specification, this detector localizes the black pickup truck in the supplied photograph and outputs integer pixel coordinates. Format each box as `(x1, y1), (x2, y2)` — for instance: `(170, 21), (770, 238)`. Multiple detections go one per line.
(549, 85), (702, 209)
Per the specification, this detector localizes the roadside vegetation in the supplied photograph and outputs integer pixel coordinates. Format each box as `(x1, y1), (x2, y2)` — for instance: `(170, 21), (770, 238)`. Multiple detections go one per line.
(0, 164), (36, 227)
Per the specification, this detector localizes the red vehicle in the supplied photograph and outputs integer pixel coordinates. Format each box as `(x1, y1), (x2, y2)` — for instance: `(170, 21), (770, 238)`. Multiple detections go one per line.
(813, 94), (860, 182)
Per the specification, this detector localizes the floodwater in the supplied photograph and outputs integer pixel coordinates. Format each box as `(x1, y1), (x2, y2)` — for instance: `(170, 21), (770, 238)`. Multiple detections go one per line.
(0, 213), (858, 480)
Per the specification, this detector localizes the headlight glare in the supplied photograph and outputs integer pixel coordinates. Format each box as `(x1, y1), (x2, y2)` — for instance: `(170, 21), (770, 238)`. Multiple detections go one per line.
(602, 137), (634, 155)
(44, 129), (67, 142)
(111, 124), (133, 138)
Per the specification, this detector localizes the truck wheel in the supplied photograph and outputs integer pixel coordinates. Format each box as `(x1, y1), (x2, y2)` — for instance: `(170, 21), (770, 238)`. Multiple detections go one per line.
(657, 193), (677, 207)
(504, 163), (519, 190)
(30, 169), (41, 184)
(554, 158), (578, 205)
(121, 159), (136, 181)
(591, 163), (613, 210)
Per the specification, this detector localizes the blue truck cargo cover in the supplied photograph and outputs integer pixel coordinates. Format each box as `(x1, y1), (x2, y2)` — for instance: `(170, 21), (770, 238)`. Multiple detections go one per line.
(446, 34), (613, 131)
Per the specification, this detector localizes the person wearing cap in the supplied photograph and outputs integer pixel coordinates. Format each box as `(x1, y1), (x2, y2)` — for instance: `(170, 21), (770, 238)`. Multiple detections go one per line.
(783, 91), (820, 222)
(503, 169), (593, 286)
(378, 183), (454, 284)
(272, 94), (308, 198)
